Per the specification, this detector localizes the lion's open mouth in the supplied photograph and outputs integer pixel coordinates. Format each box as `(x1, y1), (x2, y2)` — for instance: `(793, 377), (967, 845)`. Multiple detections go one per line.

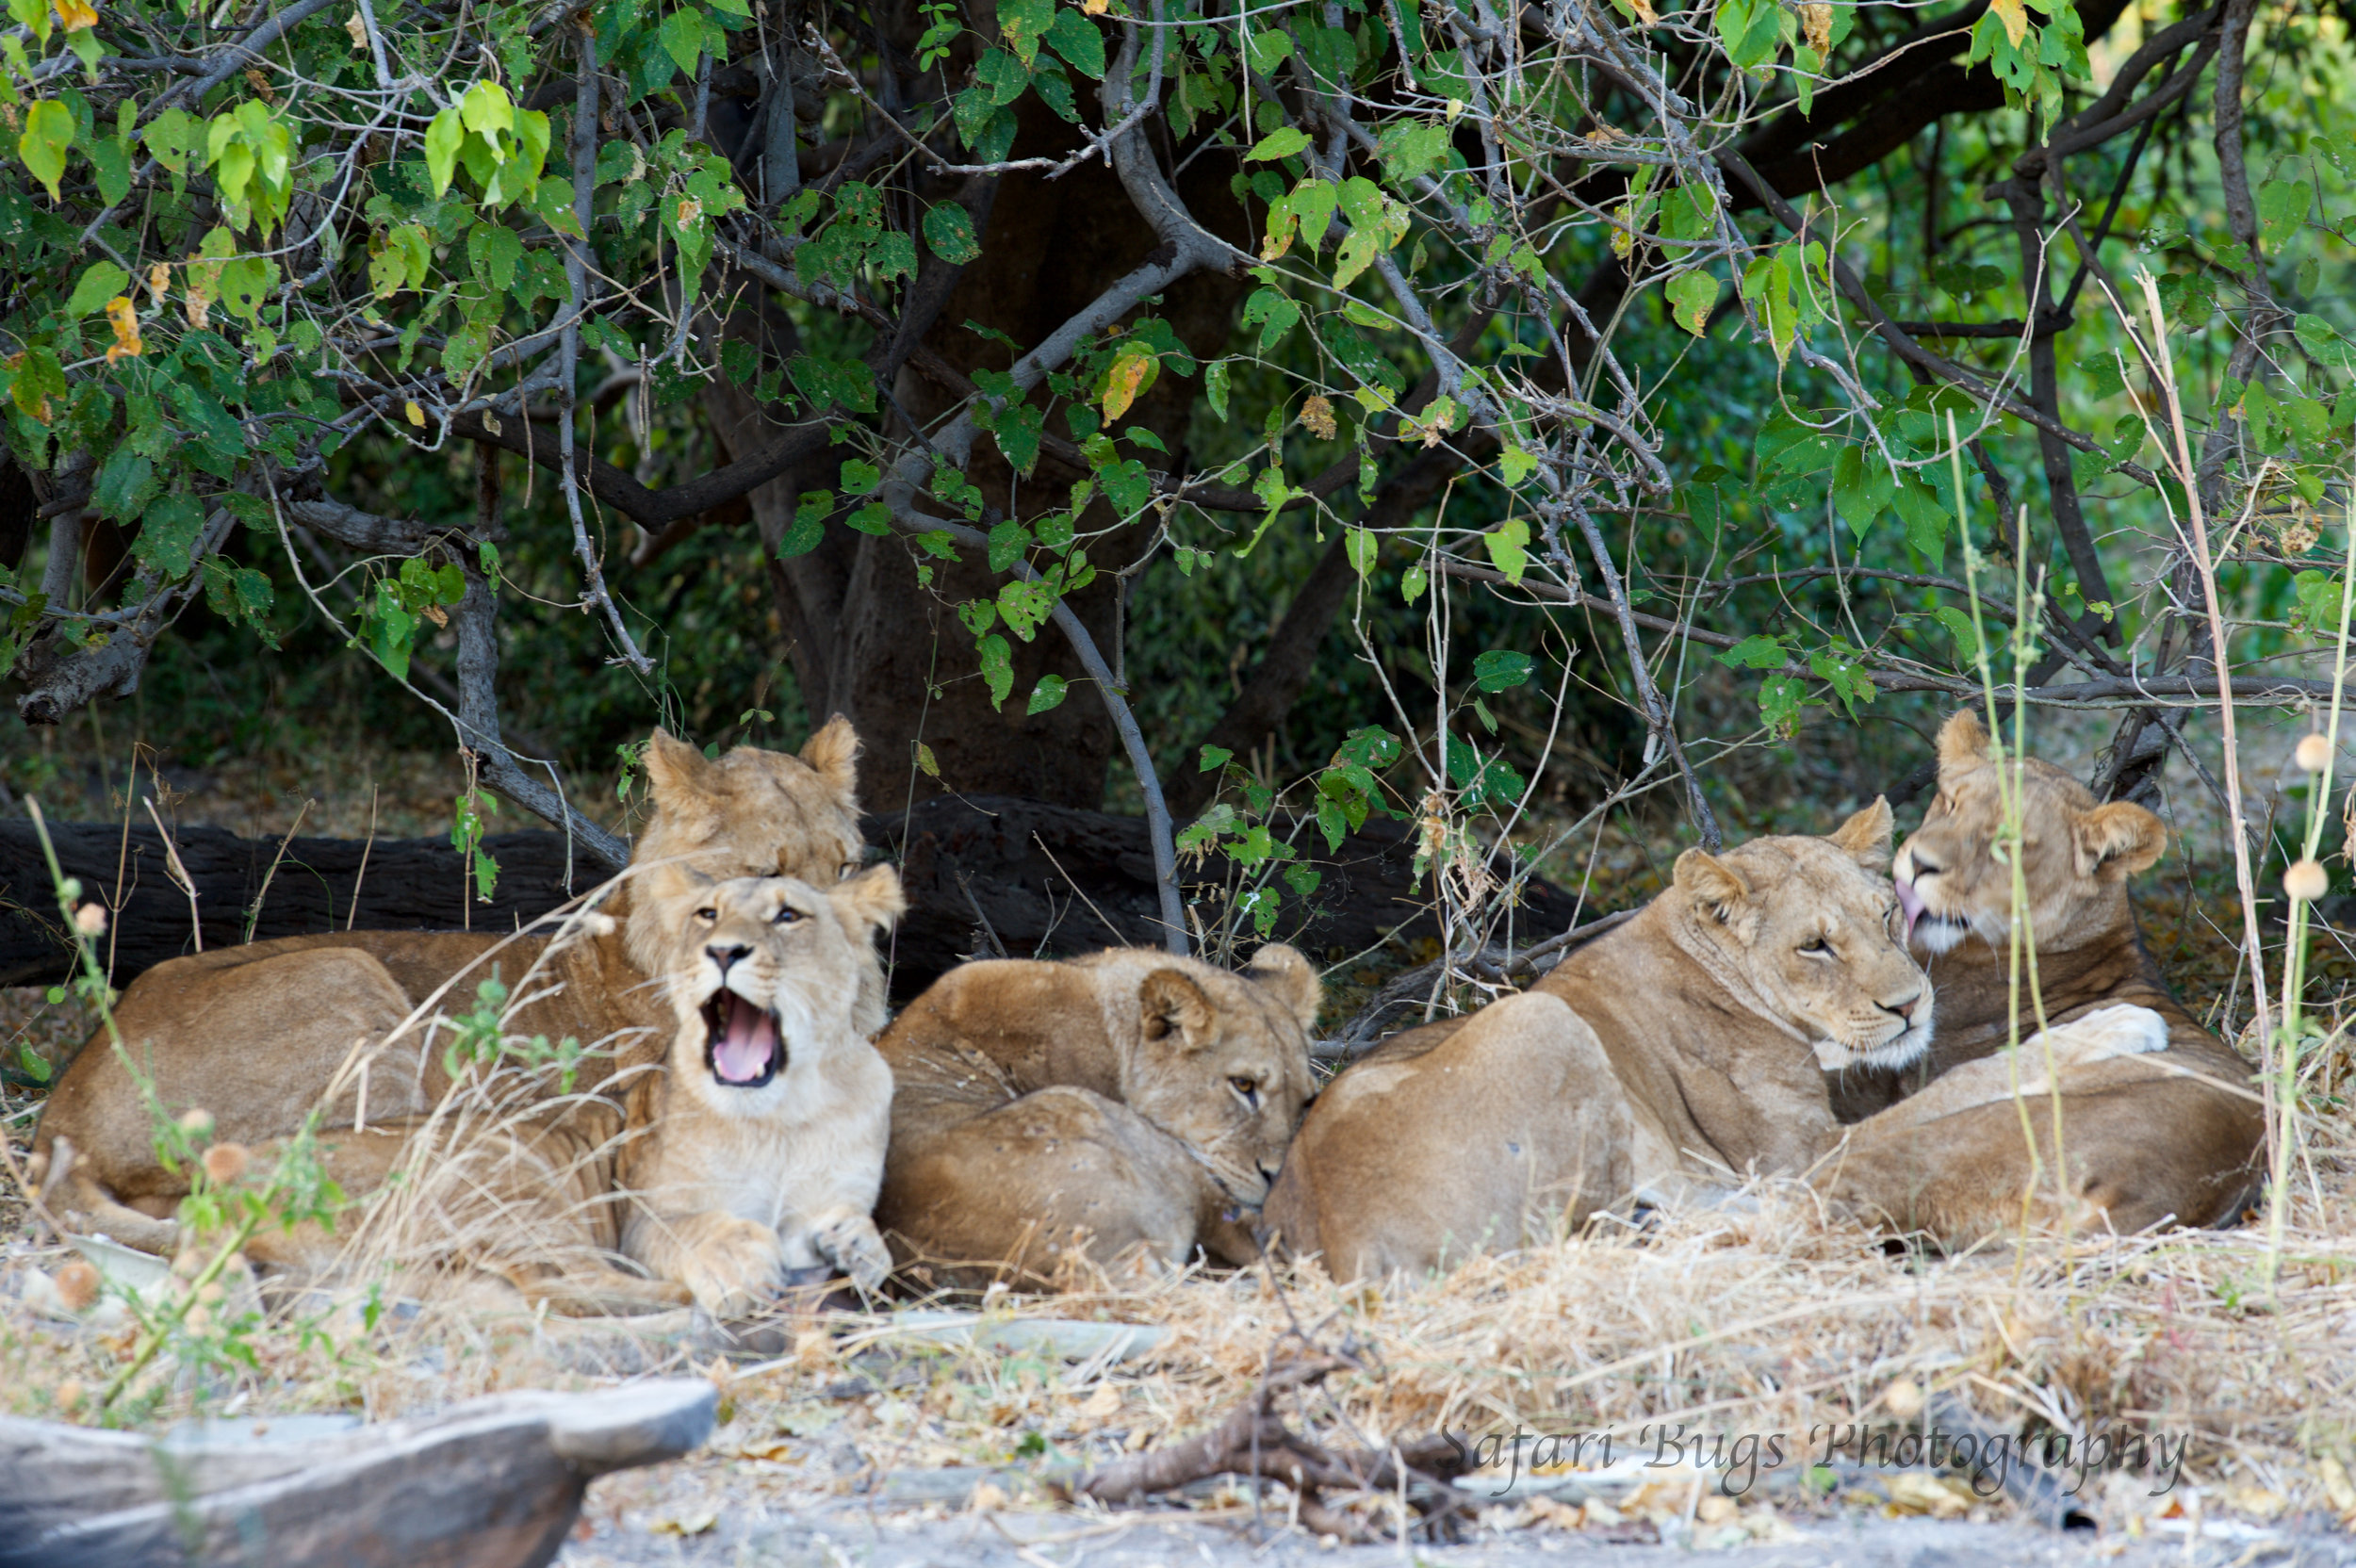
(702, 991), (785, 1087)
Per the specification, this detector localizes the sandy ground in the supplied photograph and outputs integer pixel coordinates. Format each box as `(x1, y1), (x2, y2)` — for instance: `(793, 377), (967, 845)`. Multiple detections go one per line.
(552, 1495), (2353, 1567)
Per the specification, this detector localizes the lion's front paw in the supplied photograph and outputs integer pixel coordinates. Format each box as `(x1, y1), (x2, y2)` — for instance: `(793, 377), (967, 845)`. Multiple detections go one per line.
(678, 1216), (787, 1316)
(812, 1214), (892, 1294)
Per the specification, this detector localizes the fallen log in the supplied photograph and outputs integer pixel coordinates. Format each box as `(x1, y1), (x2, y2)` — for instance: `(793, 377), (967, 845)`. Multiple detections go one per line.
(0, 798), (1585, 998)
(0, 1377), (716, 1568)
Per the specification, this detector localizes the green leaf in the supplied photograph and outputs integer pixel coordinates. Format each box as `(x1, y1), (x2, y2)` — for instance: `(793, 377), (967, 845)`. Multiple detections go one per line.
(777, 506), (825, 558)
(87, 136), (129, 206)
(846, 500), (894, 535)
(1473, 649), (1533, 692)
(1044, 8), (1105, 77)
(1484, 516), (1530, 584)
(19, 100), (72, 202)
(977, 632), (1014, 709)
(1025, 674), (1069, 714)
(998, 0), (1055, 64)
(659, 8), (706, 74)
(134, 495), (205, 580)
(423, 106), (463, 197)
(1199, 744), (1235, 772)
(64, 259), (127, 318)
(467, 223), (524, 289)
(1934, 606), (1981, 662)
(1245, 126), (1312, 162)
(1717, 633), (1791, 671)
(1344, 525), (1378, 577)
(1666, 269), (1716, 335)
(91, 447), (155, 522)
(987, 518), (1031, 571)
(922, 202), (981, 263)
(1205, 359), (1231, 420)
(1245, 29), (1292, 74)
(841, 457), (880, 494)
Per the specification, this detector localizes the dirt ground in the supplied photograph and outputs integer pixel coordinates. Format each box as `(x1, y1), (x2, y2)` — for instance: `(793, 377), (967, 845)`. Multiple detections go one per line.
(555, 1504), (2352, 1567)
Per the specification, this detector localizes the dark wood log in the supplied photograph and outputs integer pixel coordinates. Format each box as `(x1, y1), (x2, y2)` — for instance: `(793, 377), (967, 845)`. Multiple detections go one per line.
(0, 1377), (715, 1568)
(0, 821), (611, 988)
(0, 800), (1587, 999)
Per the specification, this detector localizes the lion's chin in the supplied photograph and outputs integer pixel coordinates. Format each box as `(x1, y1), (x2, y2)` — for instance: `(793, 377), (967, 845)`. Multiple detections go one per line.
(701, 990), (787, 1088)
(1813, 1020), (1934, 1074)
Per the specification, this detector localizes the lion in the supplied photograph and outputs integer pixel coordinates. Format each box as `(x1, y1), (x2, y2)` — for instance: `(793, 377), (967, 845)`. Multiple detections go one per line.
(1260, 803), (1939, 1282)
(1812, 710), (2266, 1243)
(872, 944), (1321, 1289)
(30, 720), (868, 1255)
(244, 867), (905, 1315)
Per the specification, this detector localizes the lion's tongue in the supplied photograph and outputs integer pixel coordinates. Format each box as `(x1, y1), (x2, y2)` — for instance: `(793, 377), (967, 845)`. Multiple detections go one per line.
(712, 994), (777, 1083)
(1894, 876), (1926, 942)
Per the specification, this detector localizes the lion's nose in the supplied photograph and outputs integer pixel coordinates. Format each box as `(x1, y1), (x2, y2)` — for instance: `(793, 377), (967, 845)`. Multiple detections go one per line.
(707, 942), (752, 974)
(1886, 991), (1923, 1021)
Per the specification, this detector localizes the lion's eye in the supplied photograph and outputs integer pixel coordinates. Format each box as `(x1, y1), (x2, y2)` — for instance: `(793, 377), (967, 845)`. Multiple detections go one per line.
(774, 906), (802, 925)
(695, 907), (718, 922)
(1800, 936), (1832, 956)
(1228, 1076), (1260, 1103)
(838, 861), (857, 882)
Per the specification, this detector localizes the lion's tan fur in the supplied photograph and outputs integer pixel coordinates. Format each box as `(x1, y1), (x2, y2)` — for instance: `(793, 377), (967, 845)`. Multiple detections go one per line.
(873, 946), (1320, 1289)
(32, 720), (867, 1255)
(1263, 805), (1933, 1282)
(1814, 710), (2265, 1242)
(247, 868), (904, 1315)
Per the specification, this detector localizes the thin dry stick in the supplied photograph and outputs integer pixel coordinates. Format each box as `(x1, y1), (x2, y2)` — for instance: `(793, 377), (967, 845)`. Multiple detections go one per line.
(348, 782), (379, 930)
(244, 797), (314, 945)
(142, 796), (202, 953)
(2131, 270), (2271, 1050)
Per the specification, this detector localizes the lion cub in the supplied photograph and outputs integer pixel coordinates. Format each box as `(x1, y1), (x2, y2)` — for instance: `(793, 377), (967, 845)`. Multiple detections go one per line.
(245, 868), (904, 1316)
(618, 868), (905, 1310)
(874, 946), (1321, 1289)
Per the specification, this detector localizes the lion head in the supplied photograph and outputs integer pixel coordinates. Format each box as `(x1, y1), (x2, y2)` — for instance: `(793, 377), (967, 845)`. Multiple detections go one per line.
(663, 866), (906, 1107)
(1893, 710), (2167, 956)
(1667, 799), (1934, 1071)
(1093, 945), (1322, 1208)
(624, 717), (868, 972)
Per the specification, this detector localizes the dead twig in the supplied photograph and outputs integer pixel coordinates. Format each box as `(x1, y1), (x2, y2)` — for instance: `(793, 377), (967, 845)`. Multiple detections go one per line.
(1072, 1353), (1468, 1542)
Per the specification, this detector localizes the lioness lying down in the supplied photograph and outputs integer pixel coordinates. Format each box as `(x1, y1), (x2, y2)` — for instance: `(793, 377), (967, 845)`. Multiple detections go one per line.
(874, 946), (1320, 1288)
(32, 721), (867, 1256)
(1816, 711), (2266, 1243)
(246, 868), (905, 1315)
(1261, 804), (1932, 1280)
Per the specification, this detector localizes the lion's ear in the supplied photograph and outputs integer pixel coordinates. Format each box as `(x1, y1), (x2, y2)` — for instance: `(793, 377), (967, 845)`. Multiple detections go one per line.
(644, 729), (723, 835)
(1139, 969), (1216, 1048)
(799, 715), (861, 808)
(1674, 847), (1753, 928)
(1242, 943), (1321, 1032)
(831, 863), (906, 936)
(2075, 801), (2166, 880)
(1827, 796), (1894, 872)
(1937, 710), (1990, 783)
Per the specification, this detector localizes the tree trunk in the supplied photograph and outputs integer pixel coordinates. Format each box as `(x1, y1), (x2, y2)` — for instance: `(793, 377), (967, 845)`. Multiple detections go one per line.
(707, 93), (1252, 812)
